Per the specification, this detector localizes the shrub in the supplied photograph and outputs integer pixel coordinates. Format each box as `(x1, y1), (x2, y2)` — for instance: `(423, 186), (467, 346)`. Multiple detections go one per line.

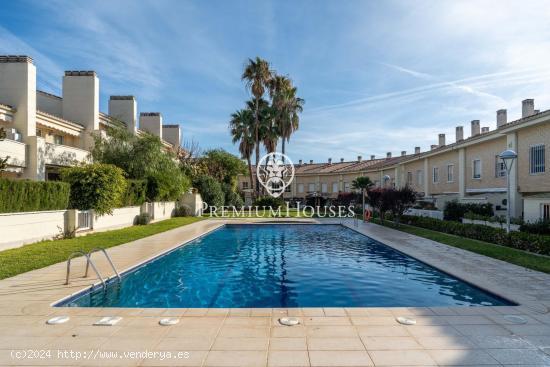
(222, 183), (244, 208)
(444, 200), (494, 221)
(0, 178), (70, 213)
(146, 170), (190, 202)
(135, 213), (151, 225)
(253, 196), (284, 209)
(174, 205), (192, 217)
(334, 192), (361, 207)
(92, 128), (190, 202)
(193, 174), (224, 209)
(384, 186), (417, 224)
(520, 219), (550, 235)
(61, 163), (127, 216)
(402, 215), (550, 255)
(120, 179), (147, 207)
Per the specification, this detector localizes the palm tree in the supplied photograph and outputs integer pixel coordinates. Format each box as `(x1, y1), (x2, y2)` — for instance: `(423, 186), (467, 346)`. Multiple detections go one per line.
(242, 57), (273, 197)
(229, 108), (255, 193)
(352, 176), (373, 222)
(279, 86), (304, 157)
(268, 76), (304, 158)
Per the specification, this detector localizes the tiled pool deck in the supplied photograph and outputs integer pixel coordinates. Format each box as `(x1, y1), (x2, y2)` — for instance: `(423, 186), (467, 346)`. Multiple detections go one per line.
(0, 218), (549, 366)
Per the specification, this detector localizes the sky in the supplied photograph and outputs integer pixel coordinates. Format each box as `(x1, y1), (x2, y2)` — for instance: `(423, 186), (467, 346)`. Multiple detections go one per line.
(2, 0), (550, 163)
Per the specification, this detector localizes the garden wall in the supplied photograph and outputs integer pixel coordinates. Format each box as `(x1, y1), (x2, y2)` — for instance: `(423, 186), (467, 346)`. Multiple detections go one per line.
(92, 206), (142, 232)
(404, 208), (444, 220)
(462, 218), (520, 231)
(150, 201), (176, 222)
(0, 210), (67, 251)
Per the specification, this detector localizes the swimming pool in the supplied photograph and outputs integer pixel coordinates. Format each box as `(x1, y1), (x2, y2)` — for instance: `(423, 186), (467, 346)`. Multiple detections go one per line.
(59, 224), (512, 308)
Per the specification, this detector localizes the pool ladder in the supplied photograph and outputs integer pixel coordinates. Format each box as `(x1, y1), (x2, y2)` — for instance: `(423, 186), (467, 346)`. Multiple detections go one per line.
(65, 248), (121, 289)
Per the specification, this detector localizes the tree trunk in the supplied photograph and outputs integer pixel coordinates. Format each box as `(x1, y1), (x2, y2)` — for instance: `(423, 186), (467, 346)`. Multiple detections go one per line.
(362, 190), (365, 222)
(247, 155), (254, 194)
(254, 98), (260, 198)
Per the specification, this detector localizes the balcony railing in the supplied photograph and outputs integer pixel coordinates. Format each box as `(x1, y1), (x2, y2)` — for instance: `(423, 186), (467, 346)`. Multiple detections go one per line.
(0, 139), (26, 167)
(43, 142), (90, 166)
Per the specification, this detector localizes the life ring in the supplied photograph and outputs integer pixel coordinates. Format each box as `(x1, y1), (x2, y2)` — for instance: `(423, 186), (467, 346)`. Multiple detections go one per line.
(364, 209), (372, 222)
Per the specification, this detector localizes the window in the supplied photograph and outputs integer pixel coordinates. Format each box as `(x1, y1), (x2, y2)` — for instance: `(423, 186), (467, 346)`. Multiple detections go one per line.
(447, 164), (454, 182)
(308, 183), (315, 192)
(298, 184), (304, 193)
(54, 135), (64, 145)
(495, 155), (506, 177)
(473, 159), (481, 179)
(332, 182), (338, 193)
(407, 172), (413, 185)
(285, 185), (291, 192)
(543, 204), (550, 220)
(432, 167), (439, 183)
(242, 181), (249, 189)
(344, 182), (350, 192)
(530, 144), (545, 174)
(417, 170), (423, 186)
(321, 183), (328, 193)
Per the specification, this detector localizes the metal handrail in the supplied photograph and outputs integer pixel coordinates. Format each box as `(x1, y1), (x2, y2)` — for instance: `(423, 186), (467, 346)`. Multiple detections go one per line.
(65, 251), (105, 288)
(85, 248), (121, 282)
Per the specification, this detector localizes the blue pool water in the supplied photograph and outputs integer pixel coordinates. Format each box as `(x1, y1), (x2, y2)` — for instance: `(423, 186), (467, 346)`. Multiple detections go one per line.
(60, 224), (511, 308)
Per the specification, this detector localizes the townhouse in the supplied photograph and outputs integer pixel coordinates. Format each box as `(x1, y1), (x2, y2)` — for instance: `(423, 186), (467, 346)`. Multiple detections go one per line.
(240, 100), (550, 222)
(0, 55), (181, 181)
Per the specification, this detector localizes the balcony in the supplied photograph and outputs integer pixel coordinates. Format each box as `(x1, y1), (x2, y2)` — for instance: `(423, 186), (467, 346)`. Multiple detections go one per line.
(0, 139), (26, 167)
(43, 142), (90, 166)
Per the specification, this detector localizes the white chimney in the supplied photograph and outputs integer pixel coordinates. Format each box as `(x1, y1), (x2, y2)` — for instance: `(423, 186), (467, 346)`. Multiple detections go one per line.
(471, 120), (480, 136)
(535, 109), (540, 114)
(496, 109), (507, 128)
(328, 158), (332, 164)
(482, 127), (489, 134)
(401, 151), (406, 156)
(0, 56), (36, 140)
(139, 112), (163, 139)
(430, 144), (438, 150)
(162, 124), (181, 147)
(370, 155), (375, 160)
(309, 159), (313, 164)
(340, 158), (344, 163)
(414, 147), (421, 154)
(438, 133), (445, 146)
(357, 155), (362, 162)
(455, 126), (464, 142)
(109, 96), (137, 133)
(522, 99), (534, 118)
(62, 71), (99, 132)
(298, 159), (303, 165)
(386, 152), (392, 158)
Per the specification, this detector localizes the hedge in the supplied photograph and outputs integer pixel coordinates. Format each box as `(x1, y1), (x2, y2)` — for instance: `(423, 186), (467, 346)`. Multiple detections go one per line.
(403, 215), (550, 256)
(253, 196), (285, 209)
(0, 178), (70, 213)
(443, 200), (494, 221)
(120, 179), (147, 207)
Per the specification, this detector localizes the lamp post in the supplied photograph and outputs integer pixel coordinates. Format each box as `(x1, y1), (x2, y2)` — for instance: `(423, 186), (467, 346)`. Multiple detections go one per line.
(499, 149), (518, 233)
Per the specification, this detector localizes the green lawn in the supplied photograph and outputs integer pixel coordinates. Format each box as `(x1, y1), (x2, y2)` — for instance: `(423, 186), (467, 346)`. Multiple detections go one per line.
(0, 217), (203, 280)
(374, 219), (550, 274)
